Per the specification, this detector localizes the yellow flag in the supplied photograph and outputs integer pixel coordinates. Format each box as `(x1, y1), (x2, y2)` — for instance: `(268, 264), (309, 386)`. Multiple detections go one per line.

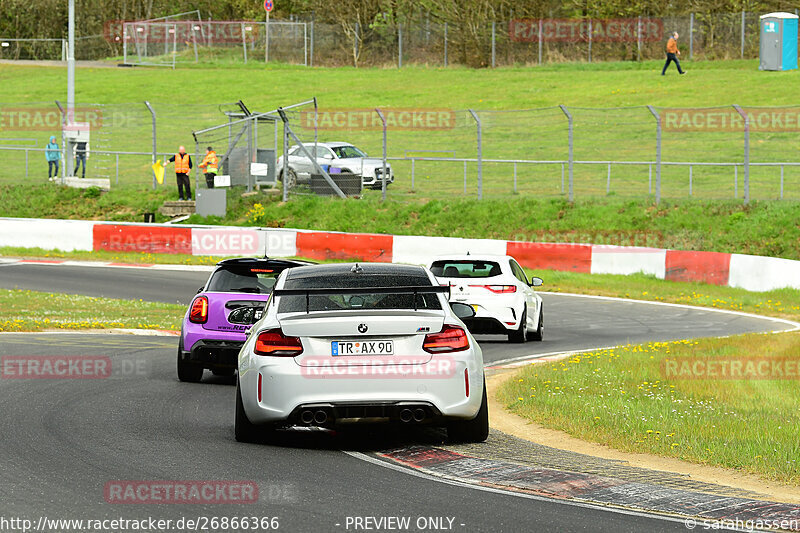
(152, 159), (165, 185)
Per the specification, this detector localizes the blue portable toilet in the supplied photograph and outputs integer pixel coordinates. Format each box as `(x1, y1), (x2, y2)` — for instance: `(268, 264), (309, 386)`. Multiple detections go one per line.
(759, 12), (798, 71)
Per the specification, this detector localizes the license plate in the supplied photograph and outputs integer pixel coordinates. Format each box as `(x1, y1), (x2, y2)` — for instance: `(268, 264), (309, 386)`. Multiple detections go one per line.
(331, 340), (394, 356)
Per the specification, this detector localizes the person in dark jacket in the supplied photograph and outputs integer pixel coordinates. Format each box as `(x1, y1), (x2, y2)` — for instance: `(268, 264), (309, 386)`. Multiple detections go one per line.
(73, 140), (88, 177)
(46, 136), (61, 178)
(662, 32), (686, 75)
(165, 145), (193, 201)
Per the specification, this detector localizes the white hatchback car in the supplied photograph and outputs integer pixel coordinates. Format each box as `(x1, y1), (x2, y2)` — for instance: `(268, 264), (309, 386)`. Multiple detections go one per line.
(276, 142), (394, 189)
(235, 263), (488, 444)
(430, 255), (543, 343)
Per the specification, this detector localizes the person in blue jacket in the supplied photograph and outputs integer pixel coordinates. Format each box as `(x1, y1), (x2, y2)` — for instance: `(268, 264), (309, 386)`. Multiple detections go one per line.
(46, 136), (61, 178)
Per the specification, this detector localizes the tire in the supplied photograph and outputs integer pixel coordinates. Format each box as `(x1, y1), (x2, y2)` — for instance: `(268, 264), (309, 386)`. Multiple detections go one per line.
(527, 306), (544, 342)
(212, 368), (236, 377)
(508, 307), (527, 343)
(234, 380), (260, 443)
(279, 168), (297, 189)
(176, 340), (203, 383)
(447, 381), (489, 444)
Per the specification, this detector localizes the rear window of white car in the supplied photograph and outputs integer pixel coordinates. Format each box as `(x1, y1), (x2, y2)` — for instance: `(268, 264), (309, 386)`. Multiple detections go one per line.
(430, 260), (501, 279)
(277, 274), (442, 312)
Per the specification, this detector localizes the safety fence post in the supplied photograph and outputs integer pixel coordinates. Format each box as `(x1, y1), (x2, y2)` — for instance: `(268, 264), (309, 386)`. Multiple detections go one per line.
(468, 110), (483, 200)
(491, 21), (496, 68)
(647, 105), (662, 204)
(444, 23), (448, 67)
(559, 105), (574, 202)
(375, 108), (388, 202)
(741, 11), (746, 59)
(398, 24), (402, 68)
(733, 104), (750, 204)
(144, 101), (157, 190)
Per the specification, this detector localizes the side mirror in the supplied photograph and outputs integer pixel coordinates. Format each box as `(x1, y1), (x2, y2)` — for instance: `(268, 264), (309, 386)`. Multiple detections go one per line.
(451, 302), (476, 319)
(530, 277), (543, 287)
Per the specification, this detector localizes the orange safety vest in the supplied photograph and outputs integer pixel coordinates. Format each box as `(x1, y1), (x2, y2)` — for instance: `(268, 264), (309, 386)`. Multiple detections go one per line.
(200, 151), (218, 174)
(174, 153), (191, 174)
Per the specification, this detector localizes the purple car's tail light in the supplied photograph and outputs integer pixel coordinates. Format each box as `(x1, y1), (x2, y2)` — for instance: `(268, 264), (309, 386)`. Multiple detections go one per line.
(189, 296), (209, 324)
(254, 328), (303, 357)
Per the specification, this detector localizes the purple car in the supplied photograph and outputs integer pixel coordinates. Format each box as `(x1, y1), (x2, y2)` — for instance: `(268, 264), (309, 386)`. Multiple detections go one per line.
(177, 257), (311, 382)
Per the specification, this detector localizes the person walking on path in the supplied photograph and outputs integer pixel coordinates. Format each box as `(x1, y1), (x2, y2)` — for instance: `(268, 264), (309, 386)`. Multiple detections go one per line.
(662, 32), (686, 75)
(73, 140), (88, 177)
(165, 146), (193, 201)
(46, 136), (61, 178)
(198, 146), (219, 189)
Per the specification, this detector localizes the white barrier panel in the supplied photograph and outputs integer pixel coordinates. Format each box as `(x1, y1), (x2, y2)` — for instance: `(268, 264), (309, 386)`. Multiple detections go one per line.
(191, 228), (261, 256)
(0, 218), (94, 252)
(590, 245), (667, 278)
(260, 229), (298, 258)
(392, 235), (506, 266)
(729, 254), (800, 292)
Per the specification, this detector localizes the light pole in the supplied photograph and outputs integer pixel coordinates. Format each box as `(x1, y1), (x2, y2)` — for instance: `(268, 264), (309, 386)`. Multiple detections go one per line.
(67, 0), (75, 121)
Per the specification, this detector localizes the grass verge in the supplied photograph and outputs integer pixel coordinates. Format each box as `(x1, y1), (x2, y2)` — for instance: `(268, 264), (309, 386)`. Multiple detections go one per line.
(4, 191), (800, 261)
(0, 289), (183, 332)
(498, 333), (800, 484)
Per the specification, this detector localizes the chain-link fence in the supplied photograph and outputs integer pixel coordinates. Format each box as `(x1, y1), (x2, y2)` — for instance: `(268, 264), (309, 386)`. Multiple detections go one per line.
(0, 101), (244, 188)
(270, 104), (800, 203)
(62, 11), (795, 66)
(3, 102), (800, 204)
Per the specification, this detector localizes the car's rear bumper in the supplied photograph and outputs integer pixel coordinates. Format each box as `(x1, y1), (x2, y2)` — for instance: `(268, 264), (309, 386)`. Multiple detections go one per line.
(239, 356), (483, 425)
(461, 317), (515, 335)
(181, 339), (244, 369)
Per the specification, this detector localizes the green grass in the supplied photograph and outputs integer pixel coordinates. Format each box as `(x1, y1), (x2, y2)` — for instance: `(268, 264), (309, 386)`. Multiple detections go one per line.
(9, 191), (798, 260)
(3, 59), (800, 200)
(498, 333), (800, 484)
(2, 59), (796, 107)
(0, 289), (183, 332)
(527, 269), (800, 322)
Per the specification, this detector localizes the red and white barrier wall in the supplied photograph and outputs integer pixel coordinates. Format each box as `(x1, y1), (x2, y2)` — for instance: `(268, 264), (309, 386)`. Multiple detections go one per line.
(1, 217), (799, 293)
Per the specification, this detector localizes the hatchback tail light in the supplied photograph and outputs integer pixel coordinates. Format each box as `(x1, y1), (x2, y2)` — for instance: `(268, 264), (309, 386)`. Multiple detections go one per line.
(469, 284), (516, 294)
(189, 296), (208, 323)
(255, 328), (303, 357)
(423, 325), (470, 353)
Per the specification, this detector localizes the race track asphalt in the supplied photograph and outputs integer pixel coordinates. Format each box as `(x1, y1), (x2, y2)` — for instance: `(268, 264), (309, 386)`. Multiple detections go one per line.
(0, 262), (792, 532)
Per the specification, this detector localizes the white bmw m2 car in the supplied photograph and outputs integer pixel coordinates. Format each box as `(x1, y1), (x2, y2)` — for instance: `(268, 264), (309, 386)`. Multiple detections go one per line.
(235, 263), (488, 444)
(430, 255), (543, 343)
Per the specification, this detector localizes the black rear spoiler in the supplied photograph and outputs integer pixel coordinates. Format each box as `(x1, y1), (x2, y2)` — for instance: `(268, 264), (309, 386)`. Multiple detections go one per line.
(272, 285), (451, 313)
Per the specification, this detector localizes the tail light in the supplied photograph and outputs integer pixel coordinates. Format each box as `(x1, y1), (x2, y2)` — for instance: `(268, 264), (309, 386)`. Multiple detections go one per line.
(189, 296), (208, 323)
(255, 328), (303, 357)
(423, 325), (469, 353)
(469, 284), (516, 294)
